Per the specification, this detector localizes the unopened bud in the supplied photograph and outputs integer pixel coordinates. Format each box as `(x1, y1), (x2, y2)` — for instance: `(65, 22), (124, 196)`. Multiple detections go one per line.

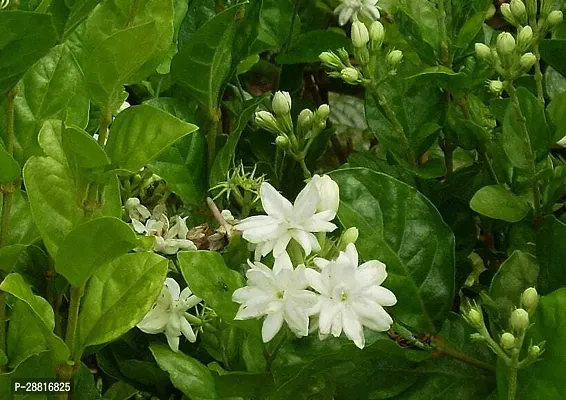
(548, 10), (564, 27)
(497, 32), (516, 55)
(275, 135), (290, 149)
(314, 104), (330, 126)
(475, 43), (492, 60)
(341, 227), (359, 246)
(386, 50), (404, 68)
(255, 111), (279, 133)
(521, 287), (539, 311)
(336, 48), (351, 65)
(529, 345), (541, 357)
(510, 0), (527, 24)
(517, 26), (533, 53)
(486, 4), (496, 20)
(500, 332), (516, 350)
(272, 91), (292, 117)
(298, 109), (314, 133)
(488, 80), (505, 95)
(341, 67), (360, 84)
(500, 4), (518, 26)
(468, 309), (483, 328)
(319, 51), (345, 70)
(510, 308), (530, 330)
(369, 21), (385, 51)
(351, 21), (369, 48)
(520, 52), (537, 70)
(221, 209), (235, 223)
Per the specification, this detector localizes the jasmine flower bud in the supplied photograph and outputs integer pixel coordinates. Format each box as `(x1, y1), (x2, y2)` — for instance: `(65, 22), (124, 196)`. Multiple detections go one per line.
(510, 0), (527, 24)
(272, 91), (292, 117)
(297, 109), (314, 134)
(510, 308), (530, 330)
(497, 32), (516, 56)
(500, 4), (518, 26)
(255, 111), (280, 134)
(528, 345), (541, 358)
(275, 135), (290, 149)
(488, 80), (505, 95)
(516, 26), (533, 53)
(369, 21), (385, 51)
(340, 227), (359, 247)
(386, 49), (404, 69)
(468, 309), (483, 328)
(500, 332), (516, 350)
(475, 43), (492, 61)
(319, 51), (345, 70)
(520, 52), (537, 70)
(548, 10), (564, 28)
(486, 4), (496, 20)
(341, 67), (360, 84)
(351, 20), (370, 48)
(314, 104), (330, 128)
(521, 287), (538, 311)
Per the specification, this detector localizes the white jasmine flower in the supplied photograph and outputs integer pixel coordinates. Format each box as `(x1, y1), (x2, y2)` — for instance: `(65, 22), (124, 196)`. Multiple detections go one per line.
(334, 0), (381, 26)
(233, 258), (320, 342)
(154, 236), (197, 255)
(236, 181), (337, 261)
(305, 243), (396, 349)
(137, 278), (202, 352)
(125, 197), (151, 222)
(310, 174), (340, 214)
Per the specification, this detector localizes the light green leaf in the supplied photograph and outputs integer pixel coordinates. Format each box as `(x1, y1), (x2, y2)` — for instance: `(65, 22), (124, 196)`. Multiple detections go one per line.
(470, 185), (530, 223)
(172, 3), (245, 111)
(0, 145), (20, 184)
(177, 250), (260, 336)
(0, 11), (57, 97)
(105, 105), (198, 172)
(536, 216), (566, 294)
(489, 251), (539, 321)
(547, 92), (566, 143)
(0, 273), (69, 363)
(150, 343), (220, 400)
(102, 381), (138, 400)
(84, 22), (161, 108)
(0, 353), (56, 399)
(55, 217), (138, 288)
(0, 245), (27, 274)
(397, 0), (440, 51)
(0, 191), (39, 246)
(329, 168), (455, 332)
(6, 300), (48, 370)
(62, 126), (110, 169)
(63, 0), (104, 39)
(77, 253), (168, 350)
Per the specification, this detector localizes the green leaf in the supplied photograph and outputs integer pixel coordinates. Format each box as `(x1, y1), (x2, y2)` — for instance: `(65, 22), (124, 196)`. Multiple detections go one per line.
(329, 168), (455, 332)
(63, 0), (104, 39)
(84, 22), (161, 108)
(489, 251), (538, 321)
(216, 372), (273, 398)
(102, 381), (138, 400)
(0, 145), (20, 184)
(77, 253), (168, 350)
(172, 3), (245, 111)
(536, 216), (566, 294)
(547, 92), (566, 143)
(177, 250), (260, 336)
(0, 11), (57, 97)
(150, 343), (219, 400)
(254, 0), (295, 51)
(72, 363), (102, 399)
(501, 87), (552, 170)
(0, 245), (27, 274)
(470, 185), (530, 223)
(0, 273), (69, 363)
(0, 353), (56, 399)
(518, 288), (566, 398)
(106, 104), (199, 172)
(6, 300), (48, 370)
(209, 96), (266, 187)
(540, 39), (566, 79)
(454, 11), (486, 50)
(149, 131), (207, 207)
(397, 0), (440, 51)
(55, 217), (138, 287)
(0, 191), (39, 246)
(62, 126), (110, 169)
(23, 120), (121, 257)
(276, 30), (349, 64)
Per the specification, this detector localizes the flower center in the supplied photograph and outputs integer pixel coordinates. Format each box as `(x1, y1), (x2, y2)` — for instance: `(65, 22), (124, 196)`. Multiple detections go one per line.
(340, 290), (349, 302)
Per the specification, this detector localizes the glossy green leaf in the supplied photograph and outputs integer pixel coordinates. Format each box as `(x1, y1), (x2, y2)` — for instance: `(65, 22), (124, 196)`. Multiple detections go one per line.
(0, 145), (20, 184)
(470, 185), (530, 223)
(172, 3), (245, 111)
(397, 0), (439, 51)
(102, 381), (138, 400)
(177, 250), (260, 336)
(149, 131), (207, 207)
(0, 245), (27, 273)
(540, 39), (566, 79)
(276, 30), (349, 64)
(489, 251), (539, 321)
(73, 363), (102, 399)
(536, 216), (566, 294)
(0, 11), (57, 97)
(55, 217), (138, 287)
(0, 191), (39, 246)
(23, 120), (121, 257)
(501, 87), (552, 170)
(77, 253), (168, 350)
(0, 273), (69, 363)
(0, 353), (56, 399)
(210, 96), (266, 187)
(84, 22), (161, 108)
(150, 343), (219, 400)
(106, 104), (199, 172)
(6, 300), (48, 370)
(547, 92), (566, 143)
(254, 0), (295, 51)
(63, 0), (104, 39)
(62, 126), (110, 169)
(329, 168), (455, 332)
(454, 11), (486, 50)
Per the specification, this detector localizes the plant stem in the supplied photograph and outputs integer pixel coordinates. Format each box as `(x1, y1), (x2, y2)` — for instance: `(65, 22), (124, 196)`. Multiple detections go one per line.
(533, 43), (545, 105)
(298, 158), (311, 179)
(508, 365), (518, 400)
(283, 0), (301, 53)
(433, 338), (496, 372)
(207, 108), (221, 165)
(97, 107), (111, 146)
(0, 291), (6, 372)
(65, 286), (83, 358)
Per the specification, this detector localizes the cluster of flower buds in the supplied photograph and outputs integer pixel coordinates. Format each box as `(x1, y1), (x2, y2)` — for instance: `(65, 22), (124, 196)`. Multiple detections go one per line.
(463, 287), (544, 370)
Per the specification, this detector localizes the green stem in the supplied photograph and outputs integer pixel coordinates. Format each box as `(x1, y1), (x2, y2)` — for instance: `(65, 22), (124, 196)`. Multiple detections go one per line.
(35, 0), (52, 12)
(298, 158), (311, 179)
(97, 107), (111, 146)
(283, 0), (302, 53)
(508, 366), (518, 400)
(436, 0), (450, 66)
(533, 43), (545, 105)
(0, 291), (6, 372)
(207, 108), (221, 166)
(65, 286), (83, 358)
(433, 338), (495, 372)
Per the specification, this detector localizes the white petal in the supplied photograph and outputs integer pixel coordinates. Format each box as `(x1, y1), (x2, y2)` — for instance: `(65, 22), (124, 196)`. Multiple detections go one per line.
(132, 219), (147, 234)
(302, 218), (337, 233)
(137, 307), (169, 334)
(290, 290), (321, 315)
(291, 230), (318, 256)
(180, 317), (197, 343)
(330, 310), (343, 337)
(365, 286), (397, 306)
(342, 307), (365, 349)
(339, 7), (354, 25)
(362, 4), (380, 20)
(352, 300), (393, 331)
(315, 175), (339, 214)
(166, 333), (180, 352)
(262, 311), (285, 342)
(260, 182), (293, 218)
(273, 233), (292, 258)
(273, 251), (293, 274)
(175, 239), (197, 251)
(234, 298), (273, 320)
(305, 268), (328, 296)
(293, 181), (319, 221)
(232, 286), (267, 304)
(318, 301), (342, 335)
(165, 278), (181, 300)
(357, 260), (387, 287)
(284, 301), (309, 337)
(246, 268), (277, 290)
(345, 243), (359, 267)
(313, 257), (330, 270)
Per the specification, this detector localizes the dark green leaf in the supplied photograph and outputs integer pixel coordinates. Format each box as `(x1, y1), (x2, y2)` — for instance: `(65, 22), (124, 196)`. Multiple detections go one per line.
(536, 216), (566, 294)
(470, 185), (530, 223)
(102, 381), (138, 400)
(276, 30), (349, 64)
(540, 39), (566, 79)
(397, 0), (440, 51)
(0, 145), (20, 184)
